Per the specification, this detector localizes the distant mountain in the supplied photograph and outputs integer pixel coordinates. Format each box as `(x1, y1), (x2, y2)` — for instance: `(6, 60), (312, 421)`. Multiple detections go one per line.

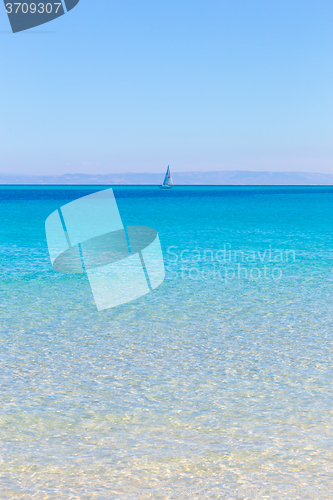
(1, 171), (333, 185)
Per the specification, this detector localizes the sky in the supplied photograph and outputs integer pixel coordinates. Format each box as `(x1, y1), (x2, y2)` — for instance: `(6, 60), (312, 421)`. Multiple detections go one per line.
(0, 0), (333, 175)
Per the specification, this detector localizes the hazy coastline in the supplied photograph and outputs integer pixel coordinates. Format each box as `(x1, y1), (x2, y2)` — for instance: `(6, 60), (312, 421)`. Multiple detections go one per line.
(1, 170), (333, 185)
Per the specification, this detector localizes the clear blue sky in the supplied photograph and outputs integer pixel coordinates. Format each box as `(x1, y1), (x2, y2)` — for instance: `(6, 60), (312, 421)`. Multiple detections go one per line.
(1, 0), (333, 175)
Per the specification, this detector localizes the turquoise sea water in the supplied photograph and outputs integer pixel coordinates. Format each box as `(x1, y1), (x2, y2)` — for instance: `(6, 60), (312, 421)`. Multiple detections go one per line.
(1, 185), (333, 499)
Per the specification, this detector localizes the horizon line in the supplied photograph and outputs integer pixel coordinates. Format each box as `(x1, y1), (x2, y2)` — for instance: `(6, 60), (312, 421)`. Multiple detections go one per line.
(2, 184), (333, 188)
(1, 169), (333, 176)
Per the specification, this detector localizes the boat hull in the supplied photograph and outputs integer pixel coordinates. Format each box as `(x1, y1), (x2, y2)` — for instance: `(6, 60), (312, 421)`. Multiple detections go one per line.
(159, 185), (173, 189)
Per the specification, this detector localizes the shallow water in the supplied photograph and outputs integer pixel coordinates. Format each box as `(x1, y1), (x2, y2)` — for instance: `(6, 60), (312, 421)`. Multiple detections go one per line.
(0, 186), (333, 499)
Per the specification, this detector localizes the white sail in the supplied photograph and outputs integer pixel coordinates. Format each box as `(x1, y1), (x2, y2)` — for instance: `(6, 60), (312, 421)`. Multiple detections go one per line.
(162, 165), (173, 186)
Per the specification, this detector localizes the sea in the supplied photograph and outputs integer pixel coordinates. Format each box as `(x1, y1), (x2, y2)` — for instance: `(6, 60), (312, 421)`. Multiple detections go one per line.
(0, 185), (332, 499)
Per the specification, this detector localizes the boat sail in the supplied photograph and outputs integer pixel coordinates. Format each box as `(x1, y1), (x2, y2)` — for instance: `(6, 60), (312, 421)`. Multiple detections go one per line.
(160, 165), (173, 189)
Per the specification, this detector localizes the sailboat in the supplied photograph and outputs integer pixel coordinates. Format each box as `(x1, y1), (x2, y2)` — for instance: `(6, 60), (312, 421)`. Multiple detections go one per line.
(160, 165), (173, 189)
